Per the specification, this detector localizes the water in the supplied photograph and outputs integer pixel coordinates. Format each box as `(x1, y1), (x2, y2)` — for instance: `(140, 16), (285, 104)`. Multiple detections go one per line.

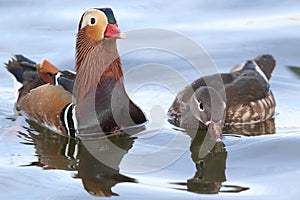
(1, 0), (300, 199)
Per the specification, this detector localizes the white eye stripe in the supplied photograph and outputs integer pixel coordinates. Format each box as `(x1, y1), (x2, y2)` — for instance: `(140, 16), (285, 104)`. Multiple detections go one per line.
(79, 9), (107, 30)
(89, 17), (97, 26)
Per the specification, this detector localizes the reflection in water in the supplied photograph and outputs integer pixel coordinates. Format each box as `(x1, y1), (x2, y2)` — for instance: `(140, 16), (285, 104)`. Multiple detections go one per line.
(25, 120), (138, 197)
(76, 139), (136, 197)
(174, 119), (276, 194)
(187, 130), (227, 194)
(173, 129), (249, 194)
(22, 117), (276, 196)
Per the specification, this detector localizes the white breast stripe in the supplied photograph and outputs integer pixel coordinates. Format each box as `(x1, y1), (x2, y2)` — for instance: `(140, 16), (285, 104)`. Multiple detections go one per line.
(72, 105), (78, 137)
(254, 61), (268, 82)
(64, 103), (73, 136)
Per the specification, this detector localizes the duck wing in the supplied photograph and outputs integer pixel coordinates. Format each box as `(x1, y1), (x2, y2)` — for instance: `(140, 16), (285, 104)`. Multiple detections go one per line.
(225, 70), (270, 108)
(224, 67), (275, 125)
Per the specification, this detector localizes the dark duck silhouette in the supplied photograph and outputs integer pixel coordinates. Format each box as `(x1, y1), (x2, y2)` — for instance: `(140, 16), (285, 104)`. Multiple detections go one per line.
(5, 8), (146, 137)
(168, 54), (276, 138)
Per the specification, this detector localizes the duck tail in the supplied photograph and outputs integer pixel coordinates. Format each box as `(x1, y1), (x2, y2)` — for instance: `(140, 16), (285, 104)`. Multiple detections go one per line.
(5, 54), (37, 84)
(5, 55), (44, 103)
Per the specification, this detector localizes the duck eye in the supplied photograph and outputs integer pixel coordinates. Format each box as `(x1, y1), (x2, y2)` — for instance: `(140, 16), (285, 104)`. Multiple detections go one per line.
(90, 17), (96, 25)
(199, 101), (204, 111)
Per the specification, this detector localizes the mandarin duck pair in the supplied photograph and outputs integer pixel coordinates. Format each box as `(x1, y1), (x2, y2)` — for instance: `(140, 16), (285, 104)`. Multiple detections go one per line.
(5, 8), (276, 139)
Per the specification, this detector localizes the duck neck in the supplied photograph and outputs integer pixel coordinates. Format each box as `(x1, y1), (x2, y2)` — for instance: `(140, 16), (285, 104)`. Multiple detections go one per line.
(75, 36), (132, 133)
(75, 37), (124, 101)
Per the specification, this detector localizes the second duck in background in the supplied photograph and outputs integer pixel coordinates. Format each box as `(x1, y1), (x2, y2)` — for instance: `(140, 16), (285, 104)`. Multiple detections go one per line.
(168, 54), (276, 138)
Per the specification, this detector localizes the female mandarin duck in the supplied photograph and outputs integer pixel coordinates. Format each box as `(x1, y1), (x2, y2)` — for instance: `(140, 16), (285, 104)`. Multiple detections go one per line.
(6, 8), (146, 137)
(168, 54), (276, 138)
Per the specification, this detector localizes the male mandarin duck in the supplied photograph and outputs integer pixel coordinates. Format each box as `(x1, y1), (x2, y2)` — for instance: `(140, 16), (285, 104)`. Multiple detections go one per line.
(6, 8), (147, 137)
(168, 54), (276, 138)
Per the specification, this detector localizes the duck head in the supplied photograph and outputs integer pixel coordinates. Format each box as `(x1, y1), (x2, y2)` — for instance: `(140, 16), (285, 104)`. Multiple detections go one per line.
(75, 8), (126, 99)
(78, 8), (125, 41)
(190, 87), (226, 139)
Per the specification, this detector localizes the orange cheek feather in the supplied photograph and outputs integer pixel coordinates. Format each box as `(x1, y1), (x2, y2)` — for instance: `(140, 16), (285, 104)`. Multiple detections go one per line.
(85, 19), (107, 41)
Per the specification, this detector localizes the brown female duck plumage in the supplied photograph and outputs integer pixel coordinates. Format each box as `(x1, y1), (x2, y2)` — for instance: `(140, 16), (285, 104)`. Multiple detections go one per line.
(168, 54), (276, 138)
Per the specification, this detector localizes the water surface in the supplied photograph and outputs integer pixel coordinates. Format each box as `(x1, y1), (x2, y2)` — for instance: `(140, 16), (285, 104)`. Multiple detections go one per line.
(1, 0), (300, 199)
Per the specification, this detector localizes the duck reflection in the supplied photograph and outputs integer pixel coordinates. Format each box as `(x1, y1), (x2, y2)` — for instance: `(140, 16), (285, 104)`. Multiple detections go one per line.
(175, 119), (275, 194)
(175, 130), (249, 194)
(26, 120), (140, 197)
(184, 129), (227, 194)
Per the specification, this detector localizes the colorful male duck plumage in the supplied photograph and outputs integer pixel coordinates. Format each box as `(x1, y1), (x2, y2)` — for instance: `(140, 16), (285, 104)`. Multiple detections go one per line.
(168, 54), (276, 138)
(6, 8), (146, 137)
